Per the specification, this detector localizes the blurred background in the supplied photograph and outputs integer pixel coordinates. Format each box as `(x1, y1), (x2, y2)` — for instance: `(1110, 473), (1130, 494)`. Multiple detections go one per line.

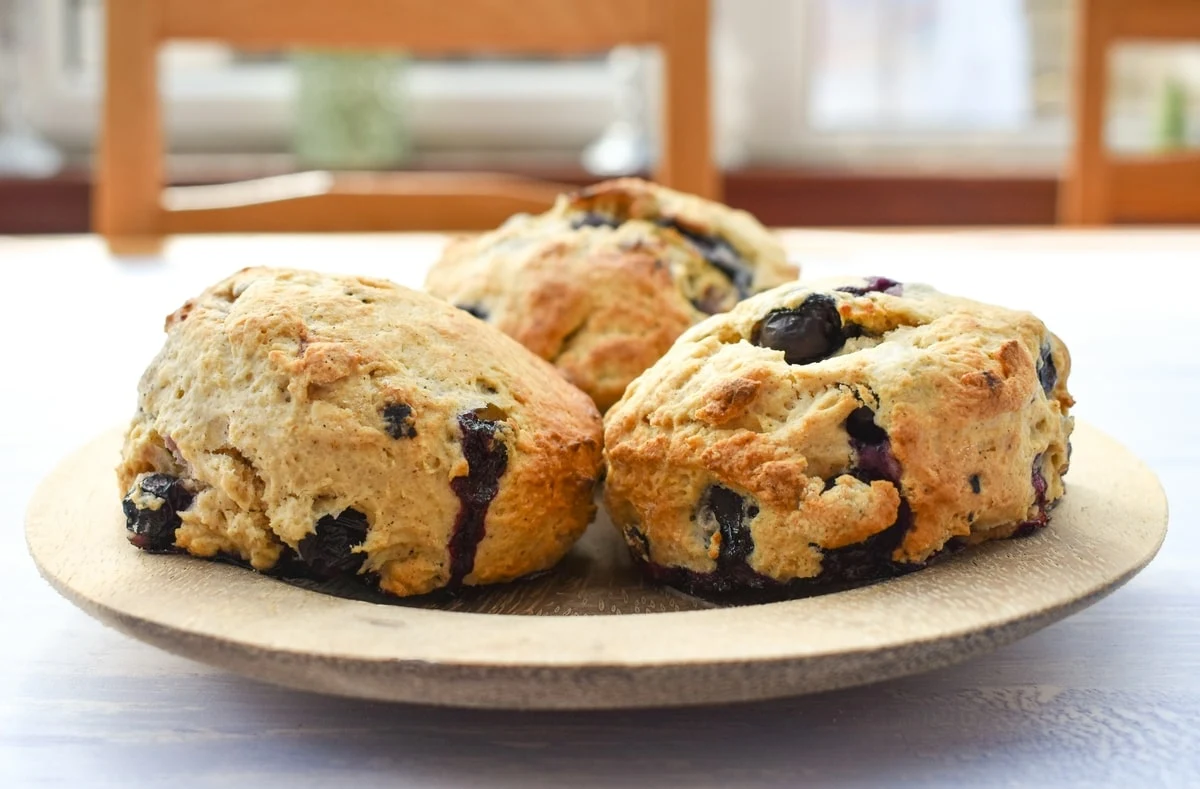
(2, 0), (1199, 232)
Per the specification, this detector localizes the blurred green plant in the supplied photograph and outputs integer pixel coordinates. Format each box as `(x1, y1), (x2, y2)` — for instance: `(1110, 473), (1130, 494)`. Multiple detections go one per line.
(1156, 77), (1188, 152)
(293, 51), (411, 169)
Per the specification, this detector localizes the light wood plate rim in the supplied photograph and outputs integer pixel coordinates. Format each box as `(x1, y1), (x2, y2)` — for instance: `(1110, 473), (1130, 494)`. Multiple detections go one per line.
(26, 421), (1167, 709)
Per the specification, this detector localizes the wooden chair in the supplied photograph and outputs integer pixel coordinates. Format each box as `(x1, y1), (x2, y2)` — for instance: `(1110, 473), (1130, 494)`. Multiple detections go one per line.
(96, 0), (716, 251)
(1060, 0), (1200, 224)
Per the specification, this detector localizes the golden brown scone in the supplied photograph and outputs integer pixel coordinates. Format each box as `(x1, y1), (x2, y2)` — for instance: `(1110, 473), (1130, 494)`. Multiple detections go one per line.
(603, 276), (1074, 595)
(425, 178), (797, 411)
(118, 267), (603, 597)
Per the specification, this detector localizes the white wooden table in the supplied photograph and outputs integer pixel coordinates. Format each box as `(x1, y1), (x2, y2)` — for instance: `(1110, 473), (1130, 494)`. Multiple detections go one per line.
(2, 231), (1197, 787)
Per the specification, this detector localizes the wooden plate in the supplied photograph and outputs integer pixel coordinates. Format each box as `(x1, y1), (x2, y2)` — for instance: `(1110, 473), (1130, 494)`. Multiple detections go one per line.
(26, 421), (1166, 709)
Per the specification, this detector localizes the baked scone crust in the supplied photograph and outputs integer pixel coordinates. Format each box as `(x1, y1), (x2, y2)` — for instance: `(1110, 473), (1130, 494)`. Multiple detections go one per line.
(425, 178), (797, 411)
(602, 276), (1074, 593)
(118, 267), (603, 597)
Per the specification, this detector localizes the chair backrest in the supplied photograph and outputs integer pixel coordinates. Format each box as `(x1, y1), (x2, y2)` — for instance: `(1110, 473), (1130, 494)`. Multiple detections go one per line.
(96, 0), (715, 249)
(1060, 0), (1200, 224)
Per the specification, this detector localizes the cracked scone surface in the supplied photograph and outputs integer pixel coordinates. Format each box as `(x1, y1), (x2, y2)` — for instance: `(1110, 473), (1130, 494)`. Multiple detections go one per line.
(425, 178), (797, 411)
(117, 267), (603, 597)
(602, 276), (1074, 595)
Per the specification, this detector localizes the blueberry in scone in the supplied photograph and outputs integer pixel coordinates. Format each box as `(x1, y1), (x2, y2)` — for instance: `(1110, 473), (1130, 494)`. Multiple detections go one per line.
(424, 178), (798, 411)
(123, 473), (194, 552)
(602, 276), (1074, 596)
(117, 267), (603, 597)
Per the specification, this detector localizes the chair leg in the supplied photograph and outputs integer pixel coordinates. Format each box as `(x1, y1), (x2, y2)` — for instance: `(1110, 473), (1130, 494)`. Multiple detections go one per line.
(656, 0), (719, 200)
(95, 0), (164, 252)
(1060, 0), (1112, 225)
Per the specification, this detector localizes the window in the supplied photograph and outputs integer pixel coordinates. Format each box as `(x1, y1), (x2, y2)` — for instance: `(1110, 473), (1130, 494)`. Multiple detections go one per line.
(18, 0), (1199, 175)
(1109, 43), (1200, 153)
(793, 0), (1068, 170)
(23, 0), (613, 163)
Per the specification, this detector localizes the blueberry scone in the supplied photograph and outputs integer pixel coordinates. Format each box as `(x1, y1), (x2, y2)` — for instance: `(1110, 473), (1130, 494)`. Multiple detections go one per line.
(603, 276), (1074, 595)
(425, 178), (797, 411)
(117, 267), (603, 597)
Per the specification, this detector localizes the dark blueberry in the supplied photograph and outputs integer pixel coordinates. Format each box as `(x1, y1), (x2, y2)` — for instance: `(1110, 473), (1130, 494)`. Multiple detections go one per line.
(870, 276), (904, 295)
(571, 211), (621, 230)
(818, 500), (912, 583)
(268, 544), (312, 578)
(637, 560), (778, 599)
(701, 485), (757, 569)
(297, 508), (370, 580)
(842, 322), (866, 341)
(1012, 523), (1040, 539)
(571, 211), (755, 299)
(123, 473), (194, 552)
(1032, 460), (1048, 501)
(851, 440), (903, 485)
(843, 401), (903, 484)
(382, 402), (417, 439)
(752, 294), (846, 365)
(845, 406), (887, 445)
(1016, 457), (1051, 535)
(969, 474), (981, 494)
(659, 220), (754, 299)
(263, 542), (395, 600)
(836, 276), (903, 297)
(267, 546), (390, 601)
(629, 416), (914, 600)
(211, 551), (253, 571)
(1037, 342), (1057, 395)
(635, 497), (915, 600)
(447, 410), (510, 587)
(818, 417), (910, 581)
(455, 303), (489, 321)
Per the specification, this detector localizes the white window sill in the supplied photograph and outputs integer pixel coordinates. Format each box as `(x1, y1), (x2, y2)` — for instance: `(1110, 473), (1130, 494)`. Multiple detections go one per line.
(28, 60), (615, 154)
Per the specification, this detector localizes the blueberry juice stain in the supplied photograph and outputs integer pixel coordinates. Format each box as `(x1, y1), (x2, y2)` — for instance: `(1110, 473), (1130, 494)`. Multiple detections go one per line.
(447, 410), (509, 588)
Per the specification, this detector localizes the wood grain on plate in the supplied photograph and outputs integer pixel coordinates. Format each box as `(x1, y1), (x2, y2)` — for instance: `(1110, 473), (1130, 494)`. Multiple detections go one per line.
(26, 420), (1166, 710)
